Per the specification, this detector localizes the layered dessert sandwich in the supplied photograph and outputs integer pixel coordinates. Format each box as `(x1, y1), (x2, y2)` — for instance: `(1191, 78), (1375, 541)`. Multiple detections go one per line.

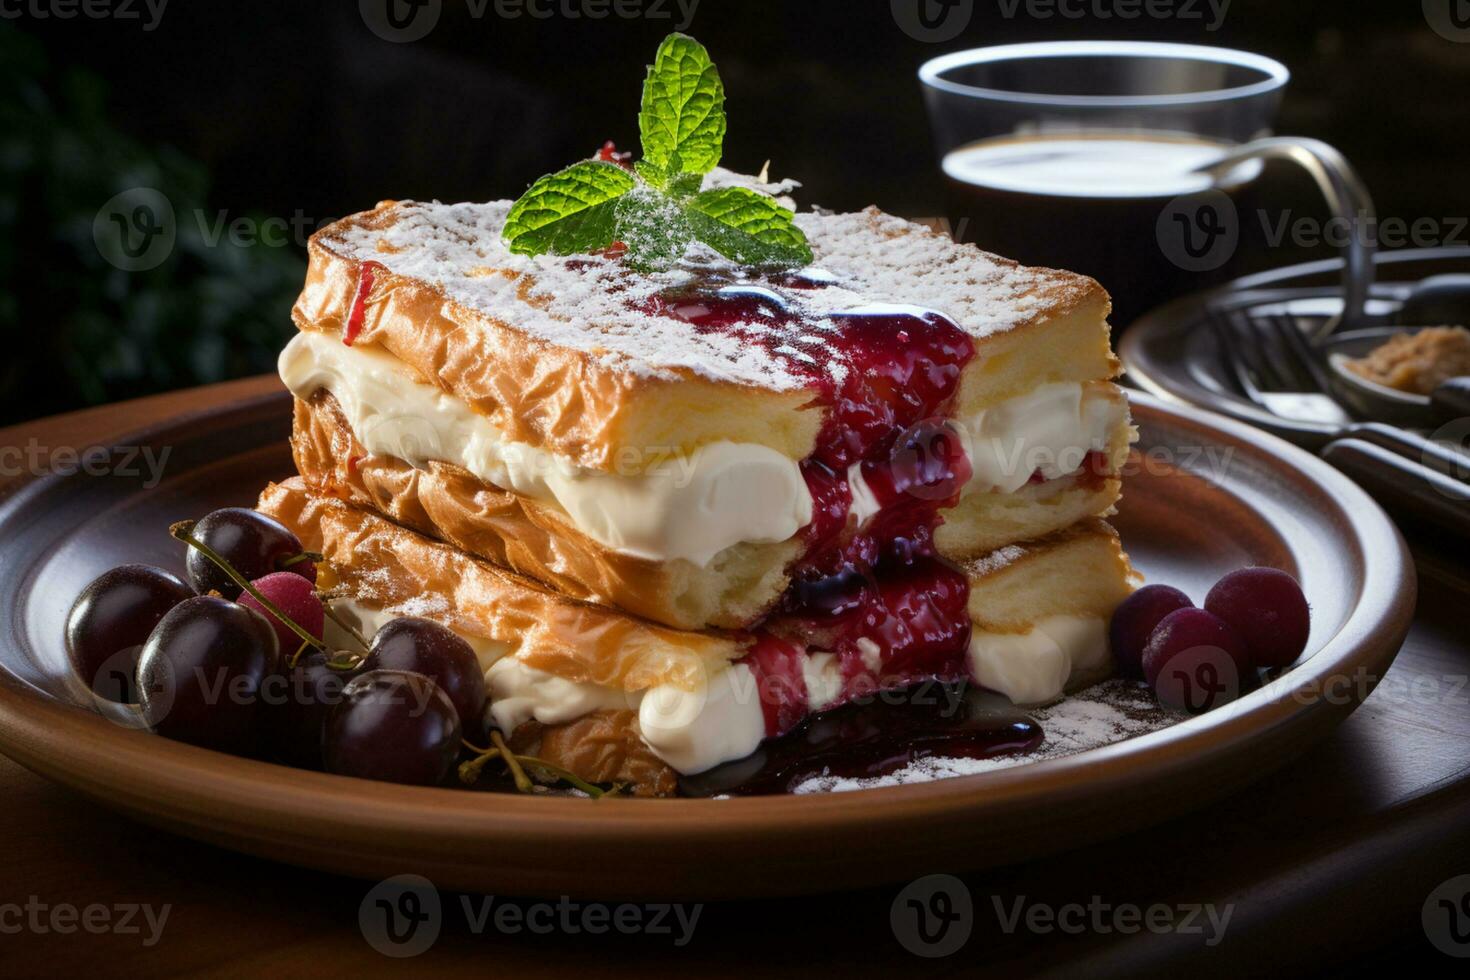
(262, 34), (1139, 795)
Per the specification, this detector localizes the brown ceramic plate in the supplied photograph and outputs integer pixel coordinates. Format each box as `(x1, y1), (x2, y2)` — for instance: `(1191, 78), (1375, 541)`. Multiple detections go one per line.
(0, 387), (1415, 900)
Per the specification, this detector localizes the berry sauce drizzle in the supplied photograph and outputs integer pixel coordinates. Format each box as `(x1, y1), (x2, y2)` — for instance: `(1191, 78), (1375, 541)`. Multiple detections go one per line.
(344, 260), (385, 347)
(643, 275), (982, 739)
(677, 680), (1043, 797)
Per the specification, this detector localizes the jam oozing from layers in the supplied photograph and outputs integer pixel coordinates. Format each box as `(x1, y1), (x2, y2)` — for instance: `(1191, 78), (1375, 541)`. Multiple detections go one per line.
(677, 680), (1043, 797)
(647, 275), (1109, 756)
(741, 633), (811, 737)
(645, 276), (982, 738)
(344, 260), (385, 347)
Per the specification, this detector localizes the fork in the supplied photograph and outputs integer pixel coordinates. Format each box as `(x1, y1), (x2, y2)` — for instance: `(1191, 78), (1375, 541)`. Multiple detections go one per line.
(1206, 307), (1351, 426)
(1208, 304), (1470, 535)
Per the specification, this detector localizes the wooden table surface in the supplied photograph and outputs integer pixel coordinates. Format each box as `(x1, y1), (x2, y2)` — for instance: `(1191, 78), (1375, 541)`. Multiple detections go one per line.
(2, 377), (1469, 978)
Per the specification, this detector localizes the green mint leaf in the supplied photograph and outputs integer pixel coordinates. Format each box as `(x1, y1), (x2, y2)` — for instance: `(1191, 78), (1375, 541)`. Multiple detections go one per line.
(634, 159), (668, 190)
(614, 186), (693, 271)
(685, 186), (813, 267)
(638, 33), (726, 176)
(667, 172), (704, 199)
(502, 160), (636, 256)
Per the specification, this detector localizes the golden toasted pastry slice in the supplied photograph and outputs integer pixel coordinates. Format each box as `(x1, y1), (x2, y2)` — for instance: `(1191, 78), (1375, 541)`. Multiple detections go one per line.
(278, 195), (1132, 631)
(287, 386), (1130, 630)
(257, 479), (740, 693)
(290, 199), (1117, 466)
(259, 480), (1136, 796)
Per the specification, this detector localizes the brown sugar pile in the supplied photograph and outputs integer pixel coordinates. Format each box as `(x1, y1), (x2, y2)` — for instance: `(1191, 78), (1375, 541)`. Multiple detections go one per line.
(1344, 326), (1470, 395)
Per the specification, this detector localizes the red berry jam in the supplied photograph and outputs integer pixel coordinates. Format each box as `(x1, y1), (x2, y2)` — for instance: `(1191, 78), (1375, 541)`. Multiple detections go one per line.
(595, 140), (634, 169)
(645, 275), (985, 736)
(646, 273), (1108, 745)
(344, 260), (384, 347)
(677, 679), (1043, 797)
(741, 633), (812, 737)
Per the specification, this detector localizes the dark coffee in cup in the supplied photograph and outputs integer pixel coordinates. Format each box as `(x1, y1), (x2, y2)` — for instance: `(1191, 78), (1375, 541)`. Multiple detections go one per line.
(941, 132), (1260, 327)
(920, 43), (1300, 330)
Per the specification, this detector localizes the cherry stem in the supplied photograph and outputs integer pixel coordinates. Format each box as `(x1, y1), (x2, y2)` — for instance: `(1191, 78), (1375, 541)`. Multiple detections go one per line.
(170, 520), (327, 654)
(490, 730), (533, 793)
(456, 746), (503, 786)
(514, 755), (608, 799)
(457, 737), (606, 798)
(318, 597), (371, 653)
(279, 550), (323, 570)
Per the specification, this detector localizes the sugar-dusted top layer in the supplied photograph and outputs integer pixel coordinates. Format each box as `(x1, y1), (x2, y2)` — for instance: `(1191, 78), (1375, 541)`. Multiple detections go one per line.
(320, 183), (1103, 391)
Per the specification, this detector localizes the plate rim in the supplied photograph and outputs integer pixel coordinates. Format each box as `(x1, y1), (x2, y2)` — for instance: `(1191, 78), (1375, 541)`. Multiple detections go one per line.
(0, 387), (1417, 896)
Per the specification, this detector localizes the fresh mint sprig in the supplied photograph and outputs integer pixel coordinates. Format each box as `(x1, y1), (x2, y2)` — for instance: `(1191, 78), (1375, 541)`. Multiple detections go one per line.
(501, 33), (812, 270)
(637, 32), (726, 179)
(500, 161), (634, 257)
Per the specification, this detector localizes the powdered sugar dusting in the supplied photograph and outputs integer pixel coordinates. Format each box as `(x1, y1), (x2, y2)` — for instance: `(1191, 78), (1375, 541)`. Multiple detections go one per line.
(331, 200), (796, 388)
(791, 680), (1171, 794)
(384, 592), (452, 620)
(704, 165), (801, 208)
(794, 208), (1087, 339)
(967, 543), (1028, 577)
(323, 187), (1095, 392)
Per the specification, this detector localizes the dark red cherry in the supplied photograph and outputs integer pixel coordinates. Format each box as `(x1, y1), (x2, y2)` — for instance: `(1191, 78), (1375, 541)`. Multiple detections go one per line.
(185, 508), (315, 599)
(137, 595), (281, 751)
(1109, 585), (1194, 678)
(269, 649), (367, 770)
(1142, 608), (1251, 714)
(323, 670), (461, 786)
(65, 564), (193, 703)
(1204, 567), (1311, 669)
(365, 618), (485, 731)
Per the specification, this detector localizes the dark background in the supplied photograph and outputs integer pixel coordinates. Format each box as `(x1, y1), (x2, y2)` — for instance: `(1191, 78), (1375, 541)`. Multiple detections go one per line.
(3, 0), (1467, 425)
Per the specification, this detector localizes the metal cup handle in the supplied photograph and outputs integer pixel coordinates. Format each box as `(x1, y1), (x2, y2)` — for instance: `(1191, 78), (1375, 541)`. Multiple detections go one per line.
(1192, 136), (1376, 339)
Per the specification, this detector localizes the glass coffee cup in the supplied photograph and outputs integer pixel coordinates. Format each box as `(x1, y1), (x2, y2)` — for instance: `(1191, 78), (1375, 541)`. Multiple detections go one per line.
(919, 41), (1370, 330)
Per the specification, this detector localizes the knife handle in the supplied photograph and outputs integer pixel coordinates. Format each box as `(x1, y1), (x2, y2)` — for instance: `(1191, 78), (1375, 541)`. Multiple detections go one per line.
(1322, 438), (1470, 538)
(1432, 377), (1470, 425)
(1346, 422), (1470, 482)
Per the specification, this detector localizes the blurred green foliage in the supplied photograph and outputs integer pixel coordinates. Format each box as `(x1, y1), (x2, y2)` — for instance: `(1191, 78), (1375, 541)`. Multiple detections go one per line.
(0, 25), (304, 424)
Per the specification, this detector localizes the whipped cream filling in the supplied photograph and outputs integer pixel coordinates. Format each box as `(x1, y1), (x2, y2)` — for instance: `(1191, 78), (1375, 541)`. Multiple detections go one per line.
(848, 382), (1126, 525)
(966, 616), (1110, 706)
(279, 331), (813, 566)
(282, 333), (1124, 566)
(959, 383), (1127, 494)
(637, 652), (848, 774)
(324, 600), (509, 669)
(485, 659), (638, 732)
(325, 598), (1107, 775)
(638, 666), (767, 776)
(322, 596), (769, 774)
